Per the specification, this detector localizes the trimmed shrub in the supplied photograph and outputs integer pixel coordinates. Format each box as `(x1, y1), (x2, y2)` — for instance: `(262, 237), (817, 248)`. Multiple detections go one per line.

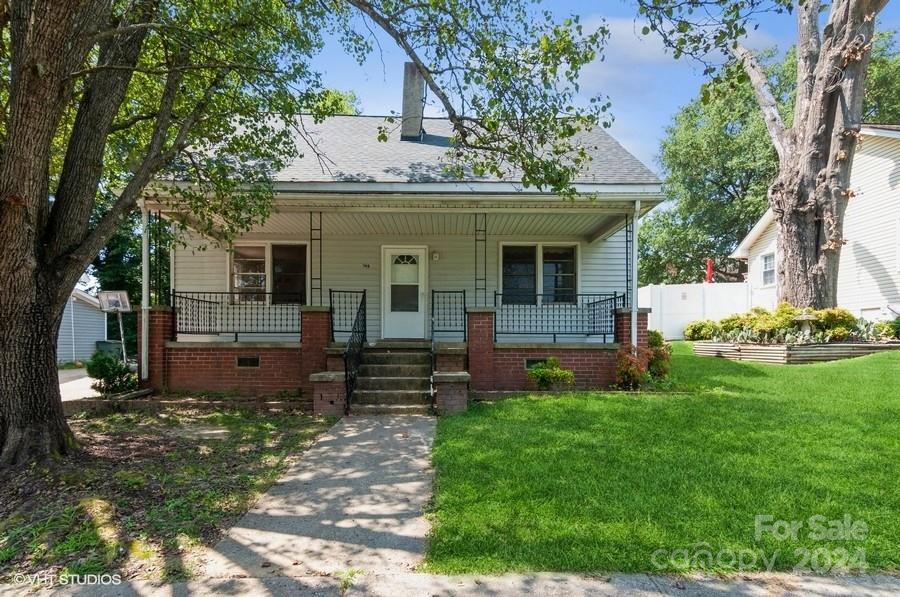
(874, 321), (895, 339)
(684, 320), (719, 341)
(648, 345), (671, 379)
(648, 329), (665, 347)
(814, 307), (858, 332)
(892, 317), (900, 339)
(86, 350), (137, 395)
(526, 357), (576, 390)
(826, 326), (853, 342)
(615, 345), (650, 390)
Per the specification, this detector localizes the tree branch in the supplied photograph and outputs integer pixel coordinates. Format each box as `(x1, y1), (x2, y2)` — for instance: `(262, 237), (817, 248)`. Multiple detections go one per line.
(732, 43), (790, 162)
(794, 0), (821, 125)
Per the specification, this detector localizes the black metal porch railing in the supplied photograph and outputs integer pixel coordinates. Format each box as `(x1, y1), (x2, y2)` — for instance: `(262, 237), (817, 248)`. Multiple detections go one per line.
(431, 290), (467, 341)
(342, 290), (367, 415)
(329, 290), (366, 343)
(493, 292), (625, 343)
(171, 291), (303, 341)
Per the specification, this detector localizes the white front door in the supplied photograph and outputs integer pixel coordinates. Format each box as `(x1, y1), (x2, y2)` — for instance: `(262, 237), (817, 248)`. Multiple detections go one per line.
(382, 246), (428, 339)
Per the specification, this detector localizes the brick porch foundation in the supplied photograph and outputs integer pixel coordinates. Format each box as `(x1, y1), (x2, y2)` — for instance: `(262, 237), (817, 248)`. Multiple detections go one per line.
(138, 306), (335, 411)
(466, 307), (650, 392)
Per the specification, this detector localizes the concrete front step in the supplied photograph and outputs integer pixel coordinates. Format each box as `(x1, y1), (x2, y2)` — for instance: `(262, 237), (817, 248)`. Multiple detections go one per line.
(354, 389), (431, 405)
(357, 376), (431, 391)
(362, 351), (431, 365)
(359, 363), (430, 377)
(351, 403), (432, 415)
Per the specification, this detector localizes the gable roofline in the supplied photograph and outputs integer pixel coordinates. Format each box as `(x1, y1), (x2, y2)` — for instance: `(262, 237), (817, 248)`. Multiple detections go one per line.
(731, 209), (775, 260)
(268, 180), (662, 196)
(861, 124), (900, 140)
(71, 288), (101, 309)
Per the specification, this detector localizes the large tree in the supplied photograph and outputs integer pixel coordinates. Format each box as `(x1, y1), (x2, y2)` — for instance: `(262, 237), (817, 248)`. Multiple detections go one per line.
(640, 34), (900, 285)
(638, 0), (891, 307)
(0, 0), (606, 466)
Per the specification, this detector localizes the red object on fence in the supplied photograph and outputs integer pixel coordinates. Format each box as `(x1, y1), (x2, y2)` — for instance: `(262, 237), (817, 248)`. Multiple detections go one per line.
(705, 258), (714, 283)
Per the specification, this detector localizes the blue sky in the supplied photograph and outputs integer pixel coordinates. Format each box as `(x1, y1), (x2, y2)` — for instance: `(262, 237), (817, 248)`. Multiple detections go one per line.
(311, 1), (900, 174)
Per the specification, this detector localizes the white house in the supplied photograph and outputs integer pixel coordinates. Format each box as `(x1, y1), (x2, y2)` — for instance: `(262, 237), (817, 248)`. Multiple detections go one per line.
(137, 63), (663, 413)
(732, 124), (900, 319)
(57, 289), (108, 363)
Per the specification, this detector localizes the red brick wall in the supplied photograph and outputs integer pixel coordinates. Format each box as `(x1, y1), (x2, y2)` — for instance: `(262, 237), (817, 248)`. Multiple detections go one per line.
(165, 345), (303, 398)
(466, 308), (618, 390)
(492, 347), (617, 390)
(467, 311), (496, 391)
(312, 377), (346, 416)
(138, 308), (173, 390)
(615, 309), (649, 348)
(300, 308), (331, 397)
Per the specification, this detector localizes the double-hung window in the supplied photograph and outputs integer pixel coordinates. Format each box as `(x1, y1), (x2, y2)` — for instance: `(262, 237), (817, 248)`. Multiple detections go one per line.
(762, 253), (775, 286)
(231, 244), (307, 304)
(501, 244), (577, 304)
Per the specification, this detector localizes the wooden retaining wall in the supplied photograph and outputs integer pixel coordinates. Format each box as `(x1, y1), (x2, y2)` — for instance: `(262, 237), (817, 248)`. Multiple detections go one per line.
(693, 342), (900, 364)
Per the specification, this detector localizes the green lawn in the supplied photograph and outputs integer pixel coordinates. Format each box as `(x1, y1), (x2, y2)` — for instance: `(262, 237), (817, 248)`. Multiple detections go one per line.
(425, 342), (900, 574)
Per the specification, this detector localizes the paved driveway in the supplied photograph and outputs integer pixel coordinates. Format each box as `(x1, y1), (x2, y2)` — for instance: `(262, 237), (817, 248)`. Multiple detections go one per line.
(203, 415), (435, 578)
(58, 369), (99, 401)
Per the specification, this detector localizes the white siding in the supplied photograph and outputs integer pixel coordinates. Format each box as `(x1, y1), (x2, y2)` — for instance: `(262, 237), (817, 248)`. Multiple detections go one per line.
(171, 216), (630, 341)
(747, 220), (778, 309)
(57, 298), (107, 362)
(837, 136), (900, 318)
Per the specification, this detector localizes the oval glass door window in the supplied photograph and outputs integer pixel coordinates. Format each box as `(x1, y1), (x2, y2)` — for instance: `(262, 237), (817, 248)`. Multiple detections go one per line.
(391, 255), (419, 312)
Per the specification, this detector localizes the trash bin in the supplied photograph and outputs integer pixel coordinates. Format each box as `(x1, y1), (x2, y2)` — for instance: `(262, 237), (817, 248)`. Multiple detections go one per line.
(95, 340), (124, 360)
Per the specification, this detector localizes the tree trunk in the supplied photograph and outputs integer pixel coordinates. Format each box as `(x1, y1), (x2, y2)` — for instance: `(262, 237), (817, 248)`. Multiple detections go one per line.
(733, 0), (884, 309)
(0, 290), (76, 466)
(770, 170), (843, 309)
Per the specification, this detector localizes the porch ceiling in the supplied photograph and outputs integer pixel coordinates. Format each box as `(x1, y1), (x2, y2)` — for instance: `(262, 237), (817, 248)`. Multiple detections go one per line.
(218, 211), (627, 240)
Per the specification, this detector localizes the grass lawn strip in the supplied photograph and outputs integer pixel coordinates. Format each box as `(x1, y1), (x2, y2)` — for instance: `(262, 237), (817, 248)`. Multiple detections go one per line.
(425, 342), (900, 574)
(0, 408), (332, 585)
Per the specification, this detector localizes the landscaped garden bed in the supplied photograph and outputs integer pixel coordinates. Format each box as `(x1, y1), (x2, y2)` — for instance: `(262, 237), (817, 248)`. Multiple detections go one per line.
(685, 304), (900, 364)
(693, 340), (900, 363)
(425, 342), (900, 574)
(0, 408), (331, 586)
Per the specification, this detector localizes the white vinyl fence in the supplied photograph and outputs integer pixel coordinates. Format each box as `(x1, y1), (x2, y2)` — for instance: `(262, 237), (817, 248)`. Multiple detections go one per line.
(638, 283), (751, 340)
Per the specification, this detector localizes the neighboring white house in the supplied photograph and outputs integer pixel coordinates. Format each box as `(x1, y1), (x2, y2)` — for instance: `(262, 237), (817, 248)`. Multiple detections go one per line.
(732, 124), (900, 319)
(57, 289), (108, 363)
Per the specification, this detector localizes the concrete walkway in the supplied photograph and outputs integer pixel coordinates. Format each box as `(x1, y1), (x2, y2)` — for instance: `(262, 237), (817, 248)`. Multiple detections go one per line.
(15, 570), (900, 596)
(203, 415), (435, 578)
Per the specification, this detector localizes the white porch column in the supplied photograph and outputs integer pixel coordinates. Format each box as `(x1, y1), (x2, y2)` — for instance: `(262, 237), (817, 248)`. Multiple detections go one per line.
(140, 206), (150, 380)
(631, 199), (641, 350)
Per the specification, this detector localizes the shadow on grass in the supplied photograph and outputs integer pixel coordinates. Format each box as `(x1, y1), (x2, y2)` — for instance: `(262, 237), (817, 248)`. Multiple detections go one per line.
(0, 409), (328, 587)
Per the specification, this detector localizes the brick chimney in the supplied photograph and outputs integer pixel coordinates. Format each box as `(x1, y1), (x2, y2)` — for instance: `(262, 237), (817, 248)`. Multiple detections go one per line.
(400, 62), (425, 141)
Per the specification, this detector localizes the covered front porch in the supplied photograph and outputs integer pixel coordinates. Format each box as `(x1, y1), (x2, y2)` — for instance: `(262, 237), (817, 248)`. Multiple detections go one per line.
(138, 192), (653, 409)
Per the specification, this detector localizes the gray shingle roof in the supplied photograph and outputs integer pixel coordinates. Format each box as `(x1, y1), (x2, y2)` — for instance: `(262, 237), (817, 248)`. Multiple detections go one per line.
(276, 115), (659, 185)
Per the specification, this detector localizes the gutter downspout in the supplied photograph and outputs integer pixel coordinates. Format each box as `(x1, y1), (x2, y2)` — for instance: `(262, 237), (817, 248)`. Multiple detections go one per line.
(631, 199), (640, 351)
(70, 296), (76, 362)
(140, 205), (150, 381)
